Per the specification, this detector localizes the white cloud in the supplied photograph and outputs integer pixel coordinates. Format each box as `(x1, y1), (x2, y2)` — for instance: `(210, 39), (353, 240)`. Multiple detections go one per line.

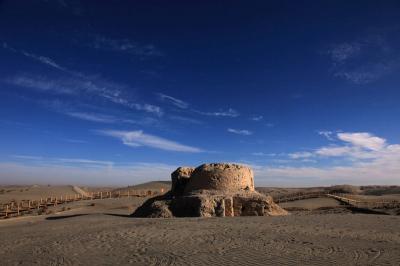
(251, 152), (276, 156)
(334, 63), (392, 84)
(266, 123), (274, 128)
(263, 131), (400, 185)
(6, 74), (163, 116)
(90, 35), (163, 56)
(254, 158), (400, 186)
(315, 146), (354, 157)
(56, 158), (114, 167)
(2, 42), (67, 71)
(3, 44), (162, 116)
(337, 132), (386, 151)
(21, 50), (67, 71)
(65, 112), (117, 123)
(288, 151), (313, 159)
(6, 75), (76, 94)
(98, 130), (203, 153)
(325, 33), (398, 84)
(11, 155), (113, 168)
(11, 155), (43, 160)
(250, 115), (263, 121)
(197, 108), (239, 118)
(157, 93), (189, 109)
(227, 128), (253, 136)
(168, 115), (203, 125)
(318, 130), (334, 140)
(327, 42), (361, 63)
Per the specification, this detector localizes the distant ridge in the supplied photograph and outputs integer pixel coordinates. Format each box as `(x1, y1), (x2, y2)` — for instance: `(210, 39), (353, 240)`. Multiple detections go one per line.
(114, 181), (171, 192)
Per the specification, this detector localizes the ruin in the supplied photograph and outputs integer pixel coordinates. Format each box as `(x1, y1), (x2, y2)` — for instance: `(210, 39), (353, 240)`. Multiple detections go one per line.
(132, 163), (288, 218)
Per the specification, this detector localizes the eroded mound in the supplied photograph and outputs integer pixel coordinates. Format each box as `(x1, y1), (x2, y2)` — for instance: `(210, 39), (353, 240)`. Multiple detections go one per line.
(184, 163), (254, 193)
(132, 163), (287, 218)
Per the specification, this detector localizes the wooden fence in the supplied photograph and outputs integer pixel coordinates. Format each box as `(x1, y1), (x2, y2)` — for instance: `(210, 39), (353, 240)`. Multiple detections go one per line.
(274, 192), (326, 203)
(0, 188), (165, 219)
(326, 193), (400, 209)
(274, 192), (400, 209)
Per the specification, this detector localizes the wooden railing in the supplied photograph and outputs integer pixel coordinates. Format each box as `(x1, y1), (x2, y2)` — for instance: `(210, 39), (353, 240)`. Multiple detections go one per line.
(274, 192), (400, 210)
(274, 192), (326, 203)
(0, 188), (165, 219)
(326, 193), (400, 209)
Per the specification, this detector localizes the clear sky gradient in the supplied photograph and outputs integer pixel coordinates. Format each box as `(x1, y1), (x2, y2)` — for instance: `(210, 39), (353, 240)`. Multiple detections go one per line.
(1, 1), (399, 186)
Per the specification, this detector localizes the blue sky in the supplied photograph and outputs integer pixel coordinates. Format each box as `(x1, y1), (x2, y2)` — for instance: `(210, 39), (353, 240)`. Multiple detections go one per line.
(1, 1), (400, 186)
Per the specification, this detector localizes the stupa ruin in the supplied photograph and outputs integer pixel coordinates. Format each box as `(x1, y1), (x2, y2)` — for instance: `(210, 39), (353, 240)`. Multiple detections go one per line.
(132, 163), (288, 217)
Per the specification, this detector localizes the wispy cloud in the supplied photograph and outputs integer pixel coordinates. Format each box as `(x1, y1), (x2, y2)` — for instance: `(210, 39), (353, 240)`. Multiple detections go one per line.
(168, 115), (203, 125)
(3, 43), (162, 116)
(266, 123), (274, 128)
(325, 32), (399, 84)
(63, 111), (156, 126)
(90, 35), (163, 56)
(3, 42), (69, 72)
(288, 151), (314, 159)
(227, 128), (253, 136)
(11, 155), (43, 160)
(65, 112), (117, 123)
(250, 115), (263, 121)
(251, 152), (276, 156)
(318, 130), (334, 141)
(56, 158), (113, 167)
(333, 63), (392, 84)
(157, 93), (189, 109)
(6, 74), (163, 116)
(327, 42), (361, 64)
(97, 130), (203, 153)
(196, 108), (239, 118)
(6, 75), (76, 94)
(20, 50), (67, 71)
(11, 155), (113, 168)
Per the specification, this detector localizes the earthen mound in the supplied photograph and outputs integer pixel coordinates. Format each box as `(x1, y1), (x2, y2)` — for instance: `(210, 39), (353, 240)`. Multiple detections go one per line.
(132, 163), (287, 218)
(184, 163), (254, 193)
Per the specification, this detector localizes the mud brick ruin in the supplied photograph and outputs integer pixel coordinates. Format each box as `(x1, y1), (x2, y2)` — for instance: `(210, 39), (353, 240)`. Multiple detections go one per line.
(132, 163), (288, 218)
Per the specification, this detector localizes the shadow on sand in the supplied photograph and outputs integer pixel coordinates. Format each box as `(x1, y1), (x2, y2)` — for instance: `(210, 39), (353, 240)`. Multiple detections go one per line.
(347, 207), (389, 215)
(46, 214), (89, 220)
(103, 213), (132, 218)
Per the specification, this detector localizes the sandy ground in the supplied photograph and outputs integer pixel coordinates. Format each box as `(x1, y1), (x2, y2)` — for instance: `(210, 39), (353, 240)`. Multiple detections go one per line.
(0, 197), (399, 266)
(280, 197), (343, 210)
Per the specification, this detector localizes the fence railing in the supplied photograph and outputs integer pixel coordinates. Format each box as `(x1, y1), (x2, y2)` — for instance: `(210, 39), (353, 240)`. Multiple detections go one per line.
(273, 192), (326, 203)
(326, 193), (400, 209)
(0, 188), (165, 219)
(274, 192), (400, 209)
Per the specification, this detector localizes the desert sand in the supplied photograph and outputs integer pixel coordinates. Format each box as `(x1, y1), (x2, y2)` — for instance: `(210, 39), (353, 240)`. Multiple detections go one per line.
(0, 194), (400, 265)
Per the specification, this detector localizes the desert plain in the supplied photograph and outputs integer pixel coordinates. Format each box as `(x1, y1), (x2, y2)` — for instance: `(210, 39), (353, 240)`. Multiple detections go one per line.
(0, 183), (399, 266)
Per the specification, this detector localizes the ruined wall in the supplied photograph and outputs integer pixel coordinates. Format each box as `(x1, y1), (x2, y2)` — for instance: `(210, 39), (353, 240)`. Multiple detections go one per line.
(171, 167), (194, 196)
(132, 163), (288, 218)
(184, 163), (255, 193)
